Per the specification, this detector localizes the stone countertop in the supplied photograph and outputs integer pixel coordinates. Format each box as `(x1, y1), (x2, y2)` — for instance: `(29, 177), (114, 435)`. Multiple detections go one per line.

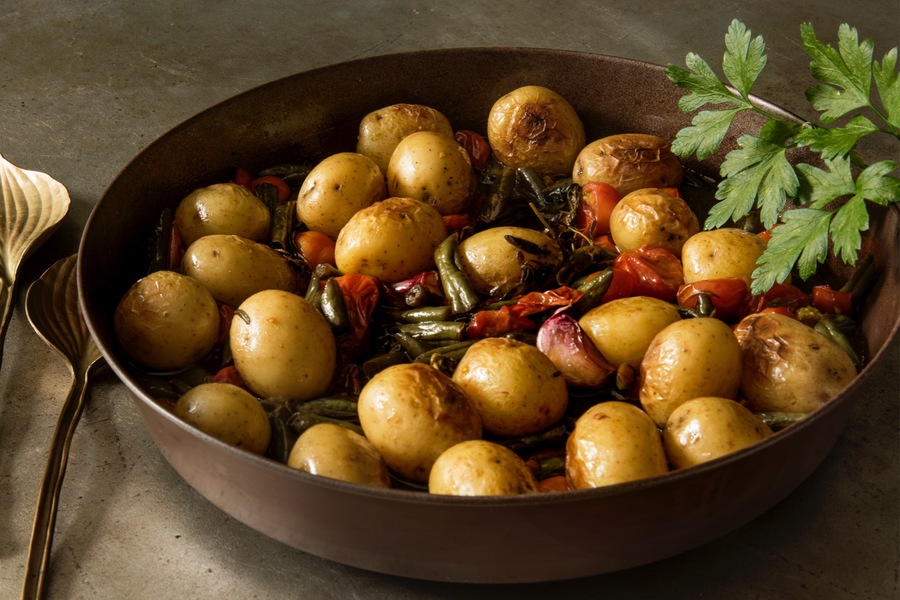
(1, 2), (897, 598)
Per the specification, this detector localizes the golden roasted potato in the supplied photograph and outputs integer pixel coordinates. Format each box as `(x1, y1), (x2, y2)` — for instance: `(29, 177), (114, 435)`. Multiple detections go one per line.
(572, 133), (683, 195)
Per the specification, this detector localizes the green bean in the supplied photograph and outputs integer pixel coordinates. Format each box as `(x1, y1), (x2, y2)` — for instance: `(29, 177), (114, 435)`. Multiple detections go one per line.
(270, 199), (295, 249)
(532, 456), (566, 479)
(394, 331), (433, 358)
(387, 305), (453, 323)
(517, 167), (549, 208)
(756, 411), (806, 431)
(493, 423), (568, 453)
(288, 412), (364, 437)
(476, 166), (516, 225)
(362, 351), (409, 377)
(396, 321), (465, 341)
(294, 397), (359, 420)
(840, 253), (877, 299)
(570, 269), (613, 317)
(304, 272), (322, 308)
(266, 403), (298, 464)
(320, 277), (350, 329)
(413, 339), (477, 363)
(434, 234), (480, 314)
(815, 315), (862, 367)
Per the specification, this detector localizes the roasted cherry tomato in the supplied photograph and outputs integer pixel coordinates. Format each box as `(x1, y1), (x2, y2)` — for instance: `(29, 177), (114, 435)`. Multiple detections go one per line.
(455, 130), (491, 171)
(576, 181), (621, 239)
(677, 278), (749, 321)
(466, 306), (536, 338)
(613, 246), (684, 302)
(746, 282), (809, 315)
(812, 284), (853, 315)
(335, 274), (380, 341)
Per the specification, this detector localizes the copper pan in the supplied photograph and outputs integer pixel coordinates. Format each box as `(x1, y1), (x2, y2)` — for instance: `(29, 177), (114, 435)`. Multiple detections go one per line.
(77, 48), (900, 583)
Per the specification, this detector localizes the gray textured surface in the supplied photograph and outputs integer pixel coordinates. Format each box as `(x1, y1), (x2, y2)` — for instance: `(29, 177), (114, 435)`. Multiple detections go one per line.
(1, 1), (898, 598)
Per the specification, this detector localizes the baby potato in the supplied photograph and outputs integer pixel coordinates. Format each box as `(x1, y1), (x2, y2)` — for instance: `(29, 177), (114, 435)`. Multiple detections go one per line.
(487, 85), (586, 176)
(452, 337), (567, 437)
(682, 228), (768, 287)
(334, 197), (447, 283)
(114, 270), (220, 372)
(578, 296), (682, 367)
(639, 317), (742, 427)
(608, 188), (699, 255)
(230, 290), (336, 401)
(174, 182), (272, 246)
(387, 131), (473, 215)
(287, 423), (391, 488)
(566, 401), (668, 489)
(734, 312), (857, 413)
(572, 133), (683, 196)
(358, 363), (482, 483)
(429, 440), (539, 496)
(182, 234), (299, 308)
(174, 383), (271, 454)
(296, 152), (386, 238)
(664, 396), (773, 469)
(457, 226), (562, 296)
(356, 103), (455, 174)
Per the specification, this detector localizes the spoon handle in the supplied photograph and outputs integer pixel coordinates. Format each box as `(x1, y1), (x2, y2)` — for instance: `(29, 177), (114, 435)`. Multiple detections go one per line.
(21, 370), (89, 600)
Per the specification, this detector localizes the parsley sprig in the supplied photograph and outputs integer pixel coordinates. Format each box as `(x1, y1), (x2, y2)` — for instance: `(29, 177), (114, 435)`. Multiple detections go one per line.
(665, 19), (899, 294)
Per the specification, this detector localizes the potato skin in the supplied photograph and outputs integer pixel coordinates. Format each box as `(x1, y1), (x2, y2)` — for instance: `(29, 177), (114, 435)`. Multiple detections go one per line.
(387, 131), (473, 215)
(334, 197), (447, 283)
(487, 85), (586, 176)
(579, 296), (682, 367)
(457, 226), (562, 296)
(566, 401), (668, 489)
(174, 182), (272, 246)
(230, 290), (336, 401)
(296, 152), (386, 239)
(452, 337), (568, 437)
(114, 270), (220, 372)
(609, 188), (699, 255)
(358, 363), (482, 483)
(572, 133), (683, 196)
(639, 317), (742, 426)
(681, 228), (768, 287)
(356, 103), (455, 174)
(734, 312), (857, 413)
(174, 382), (271, 454)
(182, 234), (299, 308)
(664, 396), (772, 469)
(429, 440), (539, 496)
(287, 423), (391, 488)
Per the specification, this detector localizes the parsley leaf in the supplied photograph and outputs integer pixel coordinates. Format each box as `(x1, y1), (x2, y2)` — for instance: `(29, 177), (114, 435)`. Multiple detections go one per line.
(802, 22), (873, 122)
(667, 19), (900, 295)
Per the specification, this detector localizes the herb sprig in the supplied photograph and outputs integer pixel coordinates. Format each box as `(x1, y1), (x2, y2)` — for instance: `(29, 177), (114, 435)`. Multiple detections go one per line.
(665, 19), (899, 294)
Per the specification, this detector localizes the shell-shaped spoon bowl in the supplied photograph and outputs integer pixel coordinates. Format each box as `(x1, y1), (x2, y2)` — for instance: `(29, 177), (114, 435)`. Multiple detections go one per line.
(0, 154), (70, 366)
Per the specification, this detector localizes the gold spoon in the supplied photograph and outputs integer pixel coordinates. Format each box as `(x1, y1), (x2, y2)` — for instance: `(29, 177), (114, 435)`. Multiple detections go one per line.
(0, 154), (70, 369)
(21, 254), (104, 600)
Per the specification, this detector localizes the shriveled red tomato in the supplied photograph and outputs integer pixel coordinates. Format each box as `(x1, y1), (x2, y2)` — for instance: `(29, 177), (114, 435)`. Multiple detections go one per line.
(513, 286), (582, 317)
(466, 306), (536, 338)
(601, 268), (635, 303)
(216, 304), (235, 347)
(442, 213), (473, 230)
(233, 167), (253, 190)
(576, 181), (621, 239)
(746, 282), (809, 315)
(211, 365), (245, 388)
(812, 285), (853, 315)
(167, 221), (184, 271)
(455, 130), (491, 171)
(335, 273), (380, 341)
(613, 246), (684, 302)
(677, 278), (749, 321)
